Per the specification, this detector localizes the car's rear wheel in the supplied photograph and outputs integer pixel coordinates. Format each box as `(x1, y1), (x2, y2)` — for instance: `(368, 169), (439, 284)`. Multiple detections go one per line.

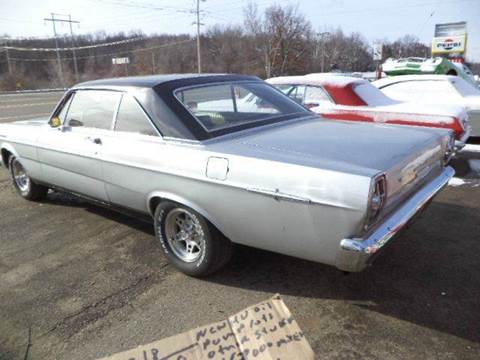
(154, 201), (232, 277)
(9, 156), (48, 200)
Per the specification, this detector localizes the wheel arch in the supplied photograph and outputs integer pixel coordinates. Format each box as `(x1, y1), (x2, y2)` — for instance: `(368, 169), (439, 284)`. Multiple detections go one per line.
(1, 144), (19, 168)
(147, 191), (228, 238)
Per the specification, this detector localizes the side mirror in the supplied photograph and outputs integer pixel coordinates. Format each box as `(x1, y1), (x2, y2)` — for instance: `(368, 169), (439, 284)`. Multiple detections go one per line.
(50, 117), (62, 128)
(305, 102), (320, 109)
(69, 119), (84, 127)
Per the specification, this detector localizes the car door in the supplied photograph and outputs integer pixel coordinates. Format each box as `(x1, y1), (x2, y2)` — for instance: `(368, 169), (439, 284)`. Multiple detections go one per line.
(99, 93), (164, 212)
(37, 89), (121, 201)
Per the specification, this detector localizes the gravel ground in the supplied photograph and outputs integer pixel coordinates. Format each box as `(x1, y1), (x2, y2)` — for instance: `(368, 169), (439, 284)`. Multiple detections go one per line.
(0, 92), (479, 360)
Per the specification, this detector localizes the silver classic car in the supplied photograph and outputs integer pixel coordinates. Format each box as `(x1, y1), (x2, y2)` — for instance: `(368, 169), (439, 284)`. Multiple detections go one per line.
(0, 74), (455, 276)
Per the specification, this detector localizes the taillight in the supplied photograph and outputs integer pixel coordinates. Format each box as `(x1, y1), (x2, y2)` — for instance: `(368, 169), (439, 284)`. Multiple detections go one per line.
(365, 174), (387, 229)
(457, 117), (465, 129)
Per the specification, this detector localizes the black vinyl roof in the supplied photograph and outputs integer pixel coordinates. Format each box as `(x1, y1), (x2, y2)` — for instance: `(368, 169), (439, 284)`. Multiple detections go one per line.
(67, 73), (305, 141)
(74, 73), (260, 90)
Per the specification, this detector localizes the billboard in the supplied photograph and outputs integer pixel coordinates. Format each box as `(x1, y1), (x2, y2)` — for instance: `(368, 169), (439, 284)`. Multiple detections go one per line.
(432, 36), (466, 54)
(432, 22), (467, 57)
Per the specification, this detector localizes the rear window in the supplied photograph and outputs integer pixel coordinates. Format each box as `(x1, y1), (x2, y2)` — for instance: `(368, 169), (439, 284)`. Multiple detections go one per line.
(353, 82), (396, 106)
(175, 82), (308, 131)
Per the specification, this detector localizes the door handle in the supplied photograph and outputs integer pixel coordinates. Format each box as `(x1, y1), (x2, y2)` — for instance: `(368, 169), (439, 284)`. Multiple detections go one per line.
(86, 136), (102, 145)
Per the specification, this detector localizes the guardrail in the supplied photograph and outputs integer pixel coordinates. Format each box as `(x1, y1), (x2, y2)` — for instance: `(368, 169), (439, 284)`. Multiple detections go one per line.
(0, 88), (67, 95)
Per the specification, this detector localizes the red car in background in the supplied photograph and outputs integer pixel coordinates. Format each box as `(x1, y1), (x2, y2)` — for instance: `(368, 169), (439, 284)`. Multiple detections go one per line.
(267, 74), (471, 148)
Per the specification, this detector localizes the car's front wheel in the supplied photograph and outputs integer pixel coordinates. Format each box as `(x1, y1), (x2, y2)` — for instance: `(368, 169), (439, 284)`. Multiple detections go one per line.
(154, 201), (232, 277)
(9, 156), (48, 200)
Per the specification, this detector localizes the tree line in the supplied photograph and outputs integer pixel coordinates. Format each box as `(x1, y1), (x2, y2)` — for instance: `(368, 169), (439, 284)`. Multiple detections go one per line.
(0, 3), (475, 91)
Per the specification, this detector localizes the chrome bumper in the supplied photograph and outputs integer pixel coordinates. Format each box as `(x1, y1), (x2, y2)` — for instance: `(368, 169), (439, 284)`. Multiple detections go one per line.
(335, 166), (455, 272)
(455, 125), (471, 151)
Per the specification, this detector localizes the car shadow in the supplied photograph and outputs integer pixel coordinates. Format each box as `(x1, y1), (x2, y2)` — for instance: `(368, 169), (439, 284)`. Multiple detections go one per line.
(207, 201), (480, 344)
(42, 190), (154, 235)
(40, 191), (480, 344)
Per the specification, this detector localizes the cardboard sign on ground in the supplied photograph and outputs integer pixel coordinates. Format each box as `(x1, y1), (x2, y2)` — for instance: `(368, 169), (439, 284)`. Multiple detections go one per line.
(98, 294), (314, 360)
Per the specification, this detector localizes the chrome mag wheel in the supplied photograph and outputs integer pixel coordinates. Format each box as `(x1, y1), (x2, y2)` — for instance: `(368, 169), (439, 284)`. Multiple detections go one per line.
(165, 208), (206, 263)
(11, 159), (30, 192)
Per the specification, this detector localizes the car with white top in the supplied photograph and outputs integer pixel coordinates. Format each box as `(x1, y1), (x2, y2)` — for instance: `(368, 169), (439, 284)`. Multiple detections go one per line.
(267, 74), (470, 148)
(373, 75), (480, 138)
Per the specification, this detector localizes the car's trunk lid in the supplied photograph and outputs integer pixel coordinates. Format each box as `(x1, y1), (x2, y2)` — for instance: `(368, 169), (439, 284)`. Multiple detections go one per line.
(213, 116), (447, 211)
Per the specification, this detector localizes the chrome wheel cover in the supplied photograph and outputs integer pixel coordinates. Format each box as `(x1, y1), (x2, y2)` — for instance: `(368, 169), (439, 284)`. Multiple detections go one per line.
(164, 208), (205, 263)
(12, 159), (30, 192)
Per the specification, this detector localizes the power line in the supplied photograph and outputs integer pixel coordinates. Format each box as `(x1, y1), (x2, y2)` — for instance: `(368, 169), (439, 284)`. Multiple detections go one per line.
(8, 39), (195, 62)
(3, 37), (144, 52)
(308, 0), (477, 18)
(87, 0), (194, 15)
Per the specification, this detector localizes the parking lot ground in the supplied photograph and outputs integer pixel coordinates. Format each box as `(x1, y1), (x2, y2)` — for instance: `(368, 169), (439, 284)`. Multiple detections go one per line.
(0, 160), (479, 360)
(1, 91), (480, 359)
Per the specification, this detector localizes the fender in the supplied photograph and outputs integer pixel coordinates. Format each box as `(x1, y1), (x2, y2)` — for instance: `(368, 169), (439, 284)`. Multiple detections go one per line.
(146, 190), (227, 237)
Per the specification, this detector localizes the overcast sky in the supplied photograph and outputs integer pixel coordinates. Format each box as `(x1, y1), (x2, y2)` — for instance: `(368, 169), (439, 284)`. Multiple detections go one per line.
(1, 0), (479, 62)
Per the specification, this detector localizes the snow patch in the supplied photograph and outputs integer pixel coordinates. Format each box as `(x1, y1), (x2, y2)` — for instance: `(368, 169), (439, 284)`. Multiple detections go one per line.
(304, 73), (361, 87)
(463, 144), (480, 153)
(448, 177), (467, 187)
(448, 176), (480, 188)
(468, 159), (480, 174)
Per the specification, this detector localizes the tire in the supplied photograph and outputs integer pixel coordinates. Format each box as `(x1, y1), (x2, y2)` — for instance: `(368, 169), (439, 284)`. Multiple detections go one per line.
(9, 156), (48, 201)
(154, 201), (232, 277)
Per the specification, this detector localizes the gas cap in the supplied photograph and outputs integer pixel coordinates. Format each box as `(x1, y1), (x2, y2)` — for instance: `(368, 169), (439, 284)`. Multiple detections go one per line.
(206, 157), (229, 181)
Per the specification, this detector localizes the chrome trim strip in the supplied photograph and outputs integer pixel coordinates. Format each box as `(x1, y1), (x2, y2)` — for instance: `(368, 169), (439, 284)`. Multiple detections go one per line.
(335, 166), (455, 272)
(244, 186), (358, 210)
(245, 187), (313, 204)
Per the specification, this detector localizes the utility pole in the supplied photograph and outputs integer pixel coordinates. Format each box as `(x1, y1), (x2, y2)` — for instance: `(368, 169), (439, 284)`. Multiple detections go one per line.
(195, 0), (204, 73)
(0, 39), (12, 75)
(44, 13), (64, 86)
(316, 32), (330, 73)
(151, 51), (156, 74)
(44, 13), (80, 85)
(5, 48), (11, 75)
(68, 14), (79, 82)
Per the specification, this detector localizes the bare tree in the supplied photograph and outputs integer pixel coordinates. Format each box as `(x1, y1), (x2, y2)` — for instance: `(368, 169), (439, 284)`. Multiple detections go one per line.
(383, 35), (430, 59)
(244, 2), (312, 77)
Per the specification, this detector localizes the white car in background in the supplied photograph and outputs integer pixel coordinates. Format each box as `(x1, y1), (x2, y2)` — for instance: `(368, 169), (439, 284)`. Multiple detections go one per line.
(373, 75), (480, 137)
(267, 74), (470, 148)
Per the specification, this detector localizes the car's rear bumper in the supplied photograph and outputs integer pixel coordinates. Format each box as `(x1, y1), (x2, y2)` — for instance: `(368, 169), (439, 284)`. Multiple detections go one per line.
(455, 125), (471, 151)
(335, 166), (455, 272)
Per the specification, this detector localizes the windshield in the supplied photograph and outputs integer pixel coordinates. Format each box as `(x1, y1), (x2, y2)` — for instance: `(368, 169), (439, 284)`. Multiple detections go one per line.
(175, 81), (308, 132)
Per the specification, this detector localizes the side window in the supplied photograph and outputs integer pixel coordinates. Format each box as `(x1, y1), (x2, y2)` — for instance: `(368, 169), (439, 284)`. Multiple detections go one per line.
(65, 90), (120, 130)
(287, 85), (306, 104)
(57, 94), (74, 123)
(114, 95), (158, 136)
(304, 86), (333, 108)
